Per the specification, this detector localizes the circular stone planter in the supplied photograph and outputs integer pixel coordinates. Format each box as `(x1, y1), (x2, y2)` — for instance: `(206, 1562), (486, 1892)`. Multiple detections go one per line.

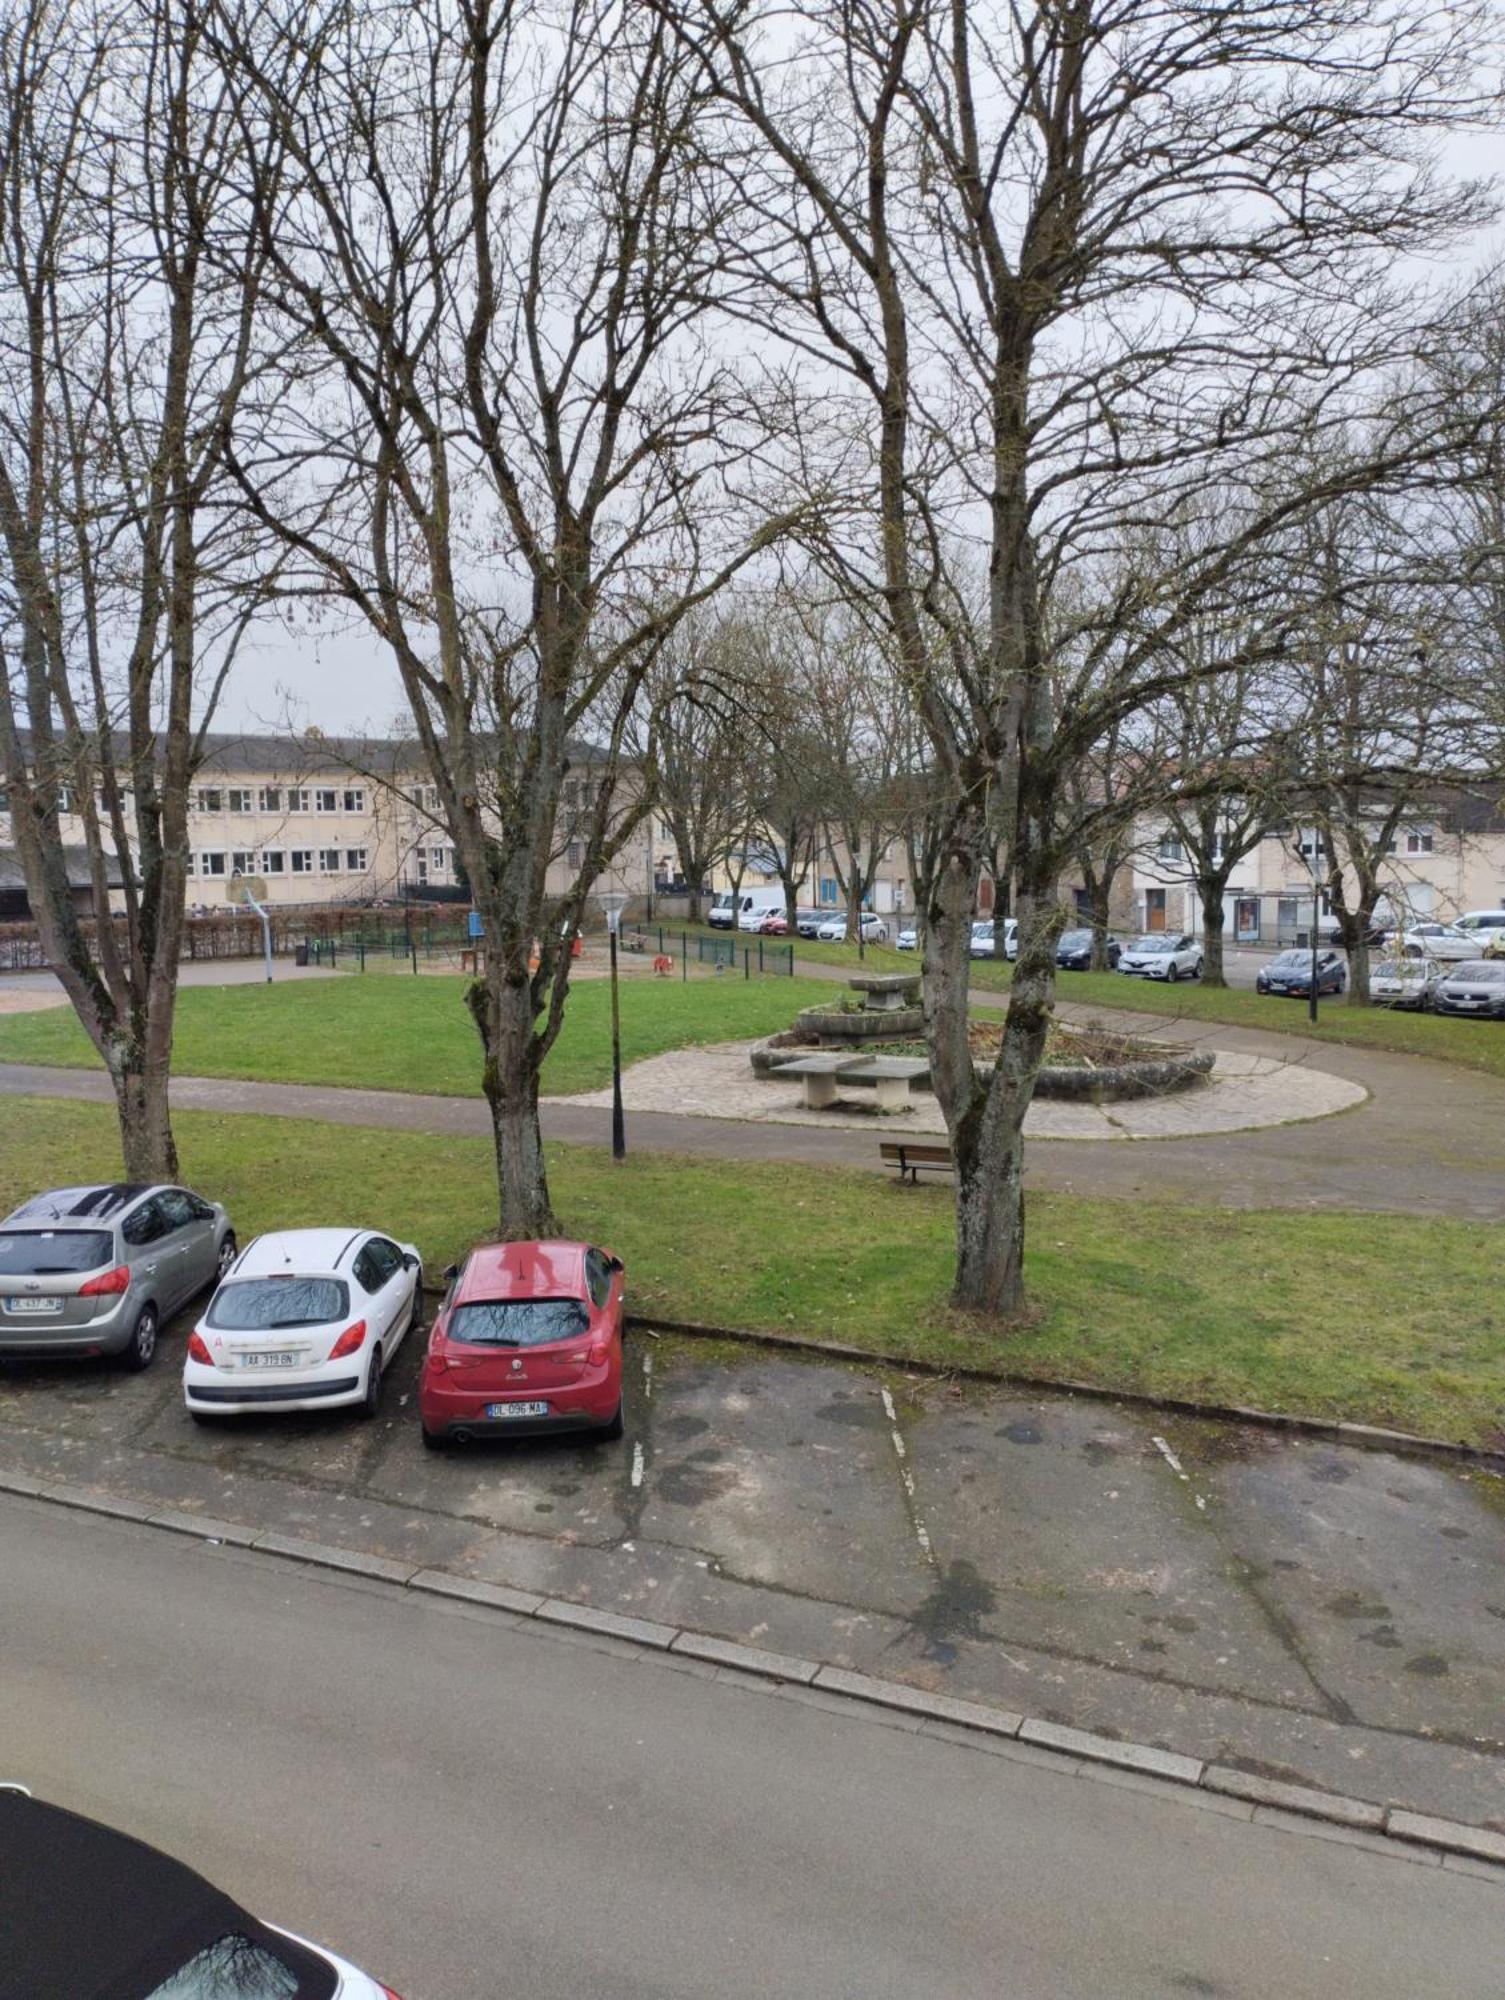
(1024, 1047), (1214, 1100)
(793, 1004), (926, 1043)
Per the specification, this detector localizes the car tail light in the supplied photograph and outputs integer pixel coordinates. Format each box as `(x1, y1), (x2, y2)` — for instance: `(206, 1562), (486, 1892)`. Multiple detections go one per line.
(328, 1319), (367, 1359)
(79, 1263), (131, 1297)
(187, 1331), (214, 1367)
(378, 1985), (405, 1999)
(589, 1338), (610, 1365)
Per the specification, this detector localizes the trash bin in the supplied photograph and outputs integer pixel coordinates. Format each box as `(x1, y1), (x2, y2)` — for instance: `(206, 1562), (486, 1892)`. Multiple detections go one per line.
(294, 942), (310, 967)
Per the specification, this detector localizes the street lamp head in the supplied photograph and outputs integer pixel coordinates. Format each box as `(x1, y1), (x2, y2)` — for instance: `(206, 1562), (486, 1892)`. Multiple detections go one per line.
(597, 888), (631, 934)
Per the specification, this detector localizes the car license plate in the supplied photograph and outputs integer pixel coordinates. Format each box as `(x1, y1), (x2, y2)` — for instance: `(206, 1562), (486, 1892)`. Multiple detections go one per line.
(242, 1351), (300, 1368)
(5, 1296), (62, 1314)
(486, 1401), (549, 1419)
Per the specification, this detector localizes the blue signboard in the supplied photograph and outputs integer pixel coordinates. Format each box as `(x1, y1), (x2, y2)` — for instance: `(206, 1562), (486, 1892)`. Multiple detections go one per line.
(468, 909), (483, 940)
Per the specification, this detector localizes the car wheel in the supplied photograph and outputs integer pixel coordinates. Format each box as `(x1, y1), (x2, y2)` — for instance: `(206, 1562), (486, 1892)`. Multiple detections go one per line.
(1193, 959), (1203, 979)
(598, 1397), (625, 1442)
(121, 1303), (158, 1372)
(1164, 961), (1179, 983)
(360, 1345), (383, 1420)
(215, 1233), (238, 1281)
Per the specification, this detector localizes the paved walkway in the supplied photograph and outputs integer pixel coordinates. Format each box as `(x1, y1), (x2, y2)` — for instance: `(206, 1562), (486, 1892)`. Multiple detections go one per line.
(1, 1331), (1501, 1832)
(2, 1003), (1501, 1214)
(556, 1039), (1366, 1140)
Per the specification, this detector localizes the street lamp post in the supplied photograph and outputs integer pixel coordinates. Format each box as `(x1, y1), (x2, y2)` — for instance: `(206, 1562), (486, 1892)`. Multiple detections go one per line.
(1289, 826), (1323, 1026)
(598, 890), (630, 1160)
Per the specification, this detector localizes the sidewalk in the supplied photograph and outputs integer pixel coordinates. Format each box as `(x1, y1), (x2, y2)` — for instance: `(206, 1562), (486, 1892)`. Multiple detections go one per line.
(0, 1330), (1500, 1832)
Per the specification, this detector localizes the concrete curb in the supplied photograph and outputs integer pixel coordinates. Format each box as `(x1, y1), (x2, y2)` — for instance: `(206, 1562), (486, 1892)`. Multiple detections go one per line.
(6, 1467), (1503, 1879)
(626, 1314), (1505, 1472)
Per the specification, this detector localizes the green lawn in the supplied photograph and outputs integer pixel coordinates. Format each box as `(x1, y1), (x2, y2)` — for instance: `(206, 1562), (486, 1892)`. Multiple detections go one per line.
(0, 971), (836, 1098)
(3, 1094), (1500, 1444)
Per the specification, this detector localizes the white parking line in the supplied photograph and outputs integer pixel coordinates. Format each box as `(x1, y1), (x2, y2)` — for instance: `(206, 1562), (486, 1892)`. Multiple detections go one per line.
(631, 1442), (645, 1488)
(1153, 1434), (1208, 1510)
(881, 1386), (934, 1565)
(642, 1353), (653, 1400)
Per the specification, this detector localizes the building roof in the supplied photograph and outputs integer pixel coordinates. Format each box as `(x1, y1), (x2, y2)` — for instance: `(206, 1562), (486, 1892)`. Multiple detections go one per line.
(0, 845), (124, 891)
(10, 726), (612, 781)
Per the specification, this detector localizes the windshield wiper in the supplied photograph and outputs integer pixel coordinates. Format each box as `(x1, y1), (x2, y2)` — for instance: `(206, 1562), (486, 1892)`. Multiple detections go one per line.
(266, 1316), (323, 1329)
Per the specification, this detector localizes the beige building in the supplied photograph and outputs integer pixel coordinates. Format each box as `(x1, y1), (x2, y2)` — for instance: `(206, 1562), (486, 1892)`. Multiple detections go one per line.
(1, 732), (652, 919)
(1129, 792), (1505, 942)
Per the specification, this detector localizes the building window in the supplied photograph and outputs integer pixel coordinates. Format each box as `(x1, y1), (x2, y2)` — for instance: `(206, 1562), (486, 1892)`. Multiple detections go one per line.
(290, 849), (313, 873)
(230, 851), (255, 876)
(566, 841), (583, 869)
(819, 878), (838, 905)
(1157, 835), (1184, 863)
(258, 786), (282, 813)
(429, 847), (446, 872)
(260, 849), (286, 874)
(227, 788), (253, 813)
(287, 787), (310, 813)
(345, 848), (367, 873)
(183, 851), (195, 877)
(424, 785), (439, 811)
(197, 850), (227, 877)
(315, 788), (338, 812)
(1405, 827), (1434, 855)
(196, 788), (222, 813)
(319, 848), (342, 873)
(342, 787), (365, 813)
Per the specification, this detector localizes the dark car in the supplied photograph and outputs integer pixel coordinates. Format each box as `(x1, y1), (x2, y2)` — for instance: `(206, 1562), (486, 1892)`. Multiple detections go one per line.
(0, 1786), (398, 1998)
(795, 908), (825, 938)
(1056, 927), (1120, 971)
(1430, 960), (1505, 1019)
(1256, 949), (1346, 997)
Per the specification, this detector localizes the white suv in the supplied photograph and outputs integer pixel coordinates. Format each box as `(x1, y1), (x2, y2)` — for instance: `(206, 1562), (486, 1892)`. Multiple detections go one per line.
(1117, 932), (1203, 982)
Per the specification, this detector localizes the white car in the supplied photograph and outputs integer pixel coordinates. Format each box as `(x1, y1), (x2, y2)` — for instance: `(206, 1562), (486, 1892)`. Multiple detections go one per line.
(1452, 909), (1505, 950)
(970, 917), (1017, 959)
(815, 912), (889, 943)
(1388, 922), (1476, 963)
(184, 1227), (422, 1421)
(1117, 932), (1203, 981)
(1370, 957), (1440, 1009)
(896, 925), (918, 950)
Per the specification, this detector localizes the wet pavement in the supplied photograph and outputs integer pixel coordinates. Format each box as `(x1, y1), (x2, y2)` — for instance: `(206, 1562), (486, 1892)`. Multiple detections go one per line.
(1, 1326), (1501, 1832)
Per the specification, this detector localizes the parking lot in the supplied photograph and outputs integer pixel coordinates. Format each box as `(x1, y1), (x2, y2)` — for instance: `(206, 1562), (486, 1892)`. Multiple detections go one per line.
(3, 1316), (1502, 1830)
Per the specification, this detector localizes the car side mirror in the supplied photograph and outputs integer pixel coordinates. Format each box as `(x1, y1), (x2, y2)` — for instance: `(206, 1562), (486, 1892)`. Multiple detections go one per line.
(404, 1252), (420, 1271)
(443, 1262), (460, 1282)
(606, 1255), (624, 1275)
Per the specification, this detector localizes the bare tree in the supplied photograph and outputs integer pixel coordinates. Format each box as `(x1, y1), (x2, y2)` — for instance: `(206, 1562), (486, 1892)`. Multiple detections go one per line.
(213, 0), (803, 1234)
(636, 611), (759, 924)
(668, 0), (1497, 1315)
(0, 0), (278, 1176)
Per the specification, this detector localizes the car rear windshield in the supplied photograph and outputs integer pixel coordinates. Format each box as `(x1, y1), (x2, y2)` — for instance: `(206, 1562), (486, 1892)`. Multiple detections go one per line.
(143, 1931), (334, 1999)
(449, 1297), (590, 1347)
(0, 1229), (112, 1276)
(206, 1276), (349, 1331)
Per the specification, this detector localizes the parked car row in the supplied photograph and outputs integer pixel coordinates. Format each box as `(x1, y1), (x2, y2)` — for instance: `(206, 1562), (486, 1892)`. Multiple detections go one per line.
(0, 1185), (628, 1445)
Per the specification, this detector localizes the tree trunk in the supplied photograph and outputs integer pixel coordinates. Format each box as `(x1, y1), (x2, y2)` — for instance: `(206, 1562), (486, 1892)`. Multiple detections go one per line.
(1089, 885), (1112, 971)
(1347, 935), (1371, 1004)
(107, 1048), (179, 1182)
(686, 879), (703, 924)
(1199, 878), (1228, 987)
(925, 825), (1057, 1317)
(468, 973), (555, 1237)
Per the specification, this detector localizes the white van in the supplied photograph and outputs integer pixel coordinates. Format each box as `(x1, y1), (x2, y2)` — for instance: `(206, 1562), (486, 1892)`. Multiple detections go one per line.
(708, 887), (787, 931)
(1453, 909), (1505, 940)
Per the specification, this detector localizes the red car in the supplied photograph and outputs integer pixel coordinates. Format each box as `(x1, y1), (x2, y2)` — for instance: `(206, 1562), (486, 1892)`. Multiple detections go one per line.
(757, 910), (789, 934)
(418, 1239), (625, 1448)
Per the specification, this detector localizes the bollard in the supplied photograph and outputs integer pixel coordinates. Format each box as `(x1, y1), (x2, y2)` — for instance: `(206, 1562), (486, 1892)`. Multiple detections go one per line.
(758, 937), (764, 973)
(411, 940), (419, 975)
(743, 945), (750, 980)
(359, 939), (366, 973)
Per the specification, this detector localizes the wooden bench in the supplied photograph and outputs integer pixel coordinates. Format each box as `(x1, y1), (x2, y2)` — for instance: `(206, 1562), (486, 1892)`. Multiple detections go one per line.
(880, 1140), (954, 1182)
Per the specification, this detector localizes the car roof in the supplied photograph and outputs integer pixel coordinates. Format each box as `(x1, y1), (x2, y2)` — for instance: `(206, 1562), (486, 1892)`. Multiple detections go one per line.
(232, 1228), (371, 1277)
(0, 1791), (335, 2000)
(1, 1184), (155, 1228)
(459, 1239), (589, 1301)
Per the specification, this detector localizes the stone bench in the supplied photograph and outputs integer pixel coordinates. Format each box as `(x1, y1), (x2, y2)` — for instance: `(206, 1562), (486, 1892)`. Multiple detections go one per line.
(778, 1053), (868, 1109)
(835, 1055), (930, 1112)
(846, 973), (922, 1012)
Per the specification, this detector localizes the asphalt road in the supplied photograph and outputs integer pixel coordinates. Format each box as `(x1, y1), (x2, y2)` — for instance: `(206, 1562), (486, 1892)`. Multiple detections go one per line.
(4, 1499), (1500, 2000)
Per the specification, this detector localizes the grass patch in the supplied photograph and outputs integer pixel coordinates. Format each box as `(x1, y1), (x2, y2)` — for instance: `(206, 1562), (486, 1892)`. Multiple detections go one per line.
(3, 1093), (1500, 1444)
(0, 971), (835, 1098)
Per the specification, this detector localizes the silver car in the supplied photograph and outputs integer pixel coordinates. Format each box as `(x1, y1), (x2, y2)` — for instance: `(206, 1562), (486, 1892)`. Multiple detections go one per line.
(0, 1183), (236, 1370)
